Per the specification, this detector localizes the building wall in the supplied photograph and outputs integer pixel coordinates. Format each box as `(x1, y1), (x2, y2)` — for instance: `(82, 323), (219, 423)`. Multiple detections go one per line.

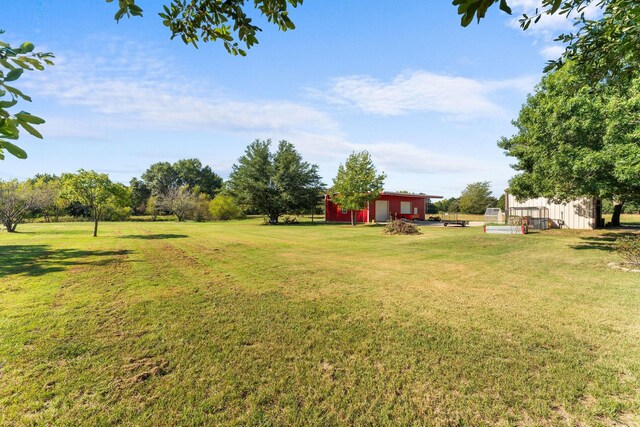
(325, 196), (368, 223)
(369, 194), (425, 221)
(506, 194), (597, 229)
(325, 194), (426, 223)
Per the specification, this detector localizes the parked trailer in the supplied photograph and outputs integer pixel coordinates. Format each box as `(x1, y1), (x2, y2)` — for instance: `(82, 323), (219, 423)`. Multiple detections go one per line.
(442, 213), (468, 227)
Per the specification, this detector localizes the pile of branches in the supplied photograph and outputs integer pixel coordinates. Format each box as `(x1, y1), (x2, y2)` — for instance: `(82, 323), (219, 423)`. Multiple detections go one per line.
(383, 219), (421, 235)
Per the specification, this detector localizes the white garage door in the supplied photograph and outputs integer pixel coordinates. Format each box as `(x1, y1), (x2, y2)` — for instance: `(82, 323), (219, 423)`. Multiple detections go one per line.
(375, 200), (389, 222)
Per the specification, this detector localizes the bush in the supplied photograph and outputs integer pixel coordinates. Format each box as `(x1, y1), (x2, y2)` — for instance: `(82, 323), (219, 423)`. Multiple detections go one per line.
(209, 195), (244, 221)
(616, 235), (640, 265)
(383, 219), (421, 235)
(104, 206), (132, 221)
(193, 194), (213, 222)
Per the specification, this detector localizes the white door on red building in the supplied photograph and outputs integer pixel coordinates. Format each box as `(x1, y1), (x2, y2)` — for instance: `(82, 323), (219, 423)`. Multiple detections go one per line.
(375, 200), (389, 222)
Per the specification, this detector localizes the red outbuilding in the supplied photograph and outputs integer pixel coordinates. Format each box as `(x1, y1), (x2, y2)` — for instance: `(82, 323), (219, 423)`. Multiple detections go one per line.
(325, 192), (443, 223)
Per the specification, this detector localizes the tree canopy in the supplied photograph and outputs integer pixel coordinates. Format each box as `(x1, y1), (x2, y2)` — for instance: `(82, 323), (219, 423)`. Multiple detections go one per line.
(458, 181), (497, 214)
(141, 158), (222, 199)
(331, 151), (386, 226)
(454, 0), (639, 83)
(227, 139), (323, 223)
(498, 64), (640, 225)
(108, 0), (302, 56)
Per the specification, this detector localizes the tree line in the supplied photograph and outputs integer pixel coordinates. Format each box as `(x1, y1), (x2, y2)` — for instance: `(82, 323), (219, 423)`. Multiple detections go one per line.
(0, 139), (389, 234)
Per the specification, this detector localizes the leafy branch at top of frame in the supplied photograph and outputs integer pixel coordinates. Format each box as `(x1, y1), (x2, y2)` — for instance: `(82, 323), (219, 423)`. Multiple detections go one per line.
(107, 0), (302, 56)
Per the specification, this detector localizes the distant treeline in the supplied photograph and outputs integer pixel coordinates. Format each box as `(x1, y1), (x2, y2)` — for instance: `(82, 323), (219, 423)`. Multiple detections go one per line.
(1, 140), (328, 233)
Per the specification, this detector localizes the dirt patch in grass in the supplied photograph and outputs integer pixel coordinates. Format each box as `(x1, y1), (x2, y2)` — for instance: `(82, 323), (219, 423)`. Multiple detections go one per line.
(120, 356), (171, 385)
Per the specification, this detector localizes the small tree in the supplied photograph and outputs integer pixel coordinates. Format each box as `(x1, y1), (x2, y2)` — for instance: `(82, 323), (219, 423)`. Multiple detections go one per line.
(145, 195), (159, 221)
(157, 185), (198, 221)
(61, 170), (126, 237)
(0, 180), (47, 232)
(331, 151), (386, 226)
(209, 194), (244, 221)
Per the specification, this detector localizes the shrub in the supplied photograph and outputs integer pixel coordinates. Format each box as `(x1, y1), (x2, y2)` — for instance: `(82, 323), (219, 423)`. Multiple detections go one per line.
(383, 219), (421, 235)
(616, 235), (640, 265)
(193, 194), (213, 222)
(104, 206), (132, 221)
(209, 195), (244, 221)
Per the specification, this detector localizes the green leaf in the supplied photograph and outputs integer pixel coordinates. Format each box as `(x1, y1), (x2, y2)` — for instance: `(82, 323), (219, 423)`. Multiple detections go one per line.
(4, 68), (23, 82)
(19, 42), (35, 53)
(0, 139), (27, 159)
(499, 0), (512, 14)
(18, 121), (43, 139)
(16, 111), (45, 124)
(0, 99), (18, 108)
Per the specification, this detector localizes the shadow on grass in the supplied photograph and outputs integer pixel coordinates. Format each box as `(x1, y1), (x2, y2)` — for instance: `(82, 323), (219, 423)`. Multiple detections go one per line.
(570, 232), (639, 251)
(120, 234), (189, 240)
(0, 245), (133, 277)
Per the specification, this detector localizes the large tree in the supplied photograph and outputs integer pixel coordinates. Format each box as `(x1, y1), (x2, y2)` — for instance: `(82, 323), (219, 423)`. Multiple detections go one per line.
(141, 161), (179, 197)
(331, 151), (386, 226)
(61, 170), (128, 237)
(141, 159), (222, 199)
(499, 65), (640, 226)
(227, 139), (323, 224)
(0, 33), (53, 160)
(173, 158), (223, 197)
(458, 181), (497, 214)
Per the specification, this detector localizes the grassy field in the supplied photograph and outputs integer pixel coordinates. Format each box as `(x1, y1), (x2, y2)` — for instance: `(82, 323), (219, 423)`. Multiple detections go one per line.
(604, 213), (640, 226)
(1, 220), (639, 426)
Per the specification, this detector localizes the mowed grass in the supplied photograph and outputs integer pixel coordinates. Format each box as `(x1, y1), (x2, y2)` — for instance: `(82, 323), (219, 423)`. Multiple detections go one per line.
(1, 220), (639, 426)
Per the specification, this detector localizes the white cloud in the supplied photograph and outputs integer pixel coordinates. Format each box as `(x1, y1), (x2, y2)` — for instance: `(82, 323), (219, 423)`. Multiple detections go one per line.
(349, 141), (491, 175)
(539, 45), (566, 60)
(314, 71), (531, 120)
(22, 39), (339, 138)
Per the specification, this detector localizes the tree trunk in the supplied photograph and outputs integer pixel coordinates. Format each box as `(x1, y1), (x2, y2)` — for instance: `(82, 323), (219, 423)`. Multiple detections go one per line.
(5, 221), (16, 232)
(93, 207), (99, 237)
(611, 201), (625, 227)
(351, 210), (356, 226)
(269, 212), (279, 224)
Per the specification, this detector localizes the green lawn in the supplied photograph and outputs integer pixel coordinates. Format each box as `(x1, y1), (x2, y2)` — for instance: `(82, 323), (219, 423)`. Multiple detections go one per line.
(1, 220), (639, 426)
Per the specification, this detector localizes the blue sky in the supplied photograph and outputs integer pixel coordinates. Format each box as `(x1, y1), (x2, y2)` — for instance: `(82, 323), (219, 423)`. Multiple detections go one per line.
(1, 1), (595, 197)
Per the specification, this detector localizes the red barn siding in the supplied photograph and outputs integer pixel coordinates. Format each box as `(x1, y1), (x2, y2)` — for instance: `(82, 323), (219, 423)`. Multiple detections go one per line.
(326, 192), (437, 223)
(325, 195), (369, 223)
